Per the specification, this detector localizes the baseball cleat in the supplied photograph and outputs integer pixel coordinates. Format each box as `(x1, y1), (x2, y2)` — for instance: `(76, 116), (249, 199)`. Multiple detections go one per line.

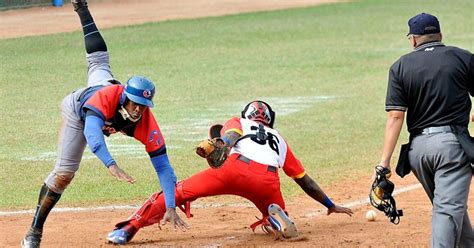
(21, 227), (42, 248)
(107, 229), (130, 245)
(267, 203), (298, 239)
(71, 0), (88, 11)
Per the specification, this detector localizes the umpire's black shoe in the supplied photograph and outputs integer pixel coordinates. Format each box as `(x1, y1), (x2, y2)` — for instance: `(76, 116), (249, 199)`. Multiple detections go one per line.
(71, 0), (88, 11)
(21, 227), (42, 248)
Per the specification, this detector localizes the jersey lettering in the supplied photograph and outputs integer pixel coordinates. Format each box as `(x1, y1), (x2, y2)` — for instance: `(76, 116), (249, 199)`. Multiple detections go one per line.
(228, 118), (287, 167)
(249, 125), (280, 155)
(222, 117), (305, 178)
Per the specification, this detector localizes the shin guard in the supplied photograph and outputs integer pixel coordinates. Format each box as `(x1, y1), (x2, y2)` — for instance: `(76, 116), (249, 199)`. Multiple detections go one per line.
(31, 184), (62, 230)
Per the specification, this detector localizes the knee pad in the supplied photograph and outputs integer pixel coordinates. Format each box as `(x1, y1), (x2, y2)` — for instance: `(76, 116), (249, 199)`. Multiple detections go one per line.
(45, 172), (75, 194)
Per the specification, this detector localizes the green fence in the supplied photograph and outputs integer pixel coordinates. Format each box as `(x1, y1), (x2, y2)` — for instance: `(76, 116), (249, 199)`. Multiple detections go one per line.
(0, 0), (57, 10)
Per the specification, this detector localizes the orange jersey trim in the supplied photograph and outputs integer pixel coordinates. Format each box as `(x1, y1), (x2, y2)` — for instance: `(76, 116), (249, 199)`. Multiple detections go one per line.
(291, 171), (306, 179)
(225, 128), (243, 136)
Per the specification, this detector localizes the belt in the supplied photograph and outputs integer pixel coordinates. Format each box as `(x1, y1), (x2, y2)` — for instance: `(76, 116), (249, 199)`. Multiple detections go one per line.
(413, 125), (453, 136)
(236, 154), (277, 173)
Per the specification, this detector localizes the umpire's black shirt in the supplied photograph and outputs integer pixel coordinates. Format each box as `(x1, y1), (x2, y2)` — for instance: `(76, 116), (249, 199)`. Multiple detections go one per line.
(385, 41), (474, 133)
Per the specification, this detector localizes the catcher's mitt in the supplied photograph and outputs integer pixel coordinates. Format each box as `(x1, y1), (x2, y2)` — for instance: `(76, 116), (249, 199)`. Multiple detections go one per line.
(196, 138), (228, 168)
(369, 165), (403, 224)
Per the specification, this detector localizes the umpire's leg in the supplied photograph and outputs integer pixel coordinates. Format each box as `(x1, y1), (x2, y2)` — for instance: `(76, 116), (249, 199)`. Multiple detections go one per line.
(459, 212), (474, 247)
(410, 132), (473, 247)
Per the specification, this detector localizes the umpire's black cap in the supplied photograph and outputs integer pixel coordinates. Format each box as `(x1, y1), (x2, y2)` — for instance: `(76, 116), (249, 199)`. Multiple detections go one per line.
(407, 13), (441, 36)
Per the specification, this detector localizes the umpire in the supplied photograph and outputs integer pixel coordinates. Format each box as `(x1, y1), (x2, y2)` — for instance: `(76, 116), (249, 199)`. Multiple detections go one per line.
(377, 13), (474, 247)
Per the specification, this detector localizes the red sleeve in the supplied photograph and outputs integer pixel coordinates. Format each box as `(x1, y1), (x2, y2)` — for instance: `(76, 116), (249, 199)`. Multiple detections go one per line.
(282, 143), (305, 179)
(221, 117), (243, 136)
(83, 85), (124, 120)
(133, 109), (166, 154)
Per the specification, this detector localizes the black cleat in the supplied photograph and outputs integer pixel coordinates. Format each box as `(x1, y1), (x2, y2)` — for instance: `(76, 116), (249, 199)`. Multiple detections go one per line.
(71, 0), (88, 11)
(21, 227), (42, 248)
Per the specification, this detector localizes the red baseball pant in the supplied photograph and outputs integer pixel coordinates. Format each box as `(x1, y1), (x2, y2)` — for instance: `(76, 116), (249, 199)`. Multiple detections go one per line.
(116, 153), (286, 231)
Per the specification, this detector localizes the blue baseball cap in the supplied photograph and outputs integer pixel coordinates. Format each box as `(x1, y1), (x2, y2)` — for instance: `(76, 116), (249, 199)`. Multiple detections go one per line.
(407, 13), (441, 36)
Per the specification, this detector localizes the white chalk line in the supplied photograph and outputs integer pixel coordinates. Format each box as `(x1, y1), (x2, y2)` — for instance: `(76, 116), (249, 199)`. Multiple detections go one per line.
(0, 202), (255, 217)
(0, 183), (421, 217)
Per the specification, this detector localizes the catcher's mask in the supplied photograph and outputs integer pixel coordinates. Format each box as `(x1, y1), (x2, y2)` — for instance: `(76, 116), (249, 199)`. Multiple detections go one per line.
(241, 100), (275, 128)
(369, 165), (403, 224)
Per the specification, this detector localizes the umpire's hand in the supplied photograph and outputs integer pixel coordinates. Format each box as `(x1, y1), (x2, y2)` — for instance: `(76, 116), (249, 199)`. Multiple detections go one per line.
(108, 164), (136, 184)
(161, 208), (190, 232)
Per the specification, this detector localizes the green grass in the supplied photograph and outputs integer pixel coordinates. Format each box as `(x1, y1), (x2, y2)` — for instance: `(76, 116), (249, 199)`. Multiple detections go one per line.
(0, 0), (473, 209)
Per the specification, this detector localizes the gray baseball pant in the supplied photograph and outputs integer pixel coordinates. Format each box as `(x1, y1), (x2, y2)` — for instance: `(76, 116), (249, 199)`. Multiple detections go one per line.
(409, 132), (474, 248)
(44, 51), (115, 193)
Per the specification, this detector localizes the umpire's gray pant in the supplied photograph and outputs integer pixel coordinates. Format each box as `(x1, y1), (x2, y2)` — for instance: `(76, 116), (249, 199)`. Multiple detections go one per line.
(44, 51), (114, 193)
(409, 132), (474, 248)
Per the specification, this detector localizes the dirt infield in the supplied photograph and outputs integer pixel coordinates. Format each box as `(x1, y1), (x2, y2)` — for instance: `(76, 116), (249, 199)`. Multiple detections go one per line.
(1, 0), (473, 247)
(0, 0), (341, 39)
(3, 174), (473, 247)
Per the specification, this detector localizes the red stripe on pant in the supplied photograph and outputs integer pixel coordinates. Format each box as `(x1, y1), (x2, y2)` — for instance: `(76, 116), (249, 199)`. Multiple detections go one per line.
(117, 154), (285, 231)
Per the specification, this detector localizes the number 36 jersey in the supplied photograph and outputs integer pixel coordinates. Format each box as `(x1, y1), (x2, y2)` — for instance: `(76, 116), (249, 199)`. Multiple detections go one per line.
(222, 117), (306, 179)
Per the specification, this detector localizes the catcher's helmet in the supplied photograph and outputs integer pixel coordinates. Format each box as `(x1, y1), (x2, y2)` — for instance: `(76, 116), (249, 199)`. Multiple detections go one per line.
(124, 76), (155, 107)
(241, 100), (275, 128)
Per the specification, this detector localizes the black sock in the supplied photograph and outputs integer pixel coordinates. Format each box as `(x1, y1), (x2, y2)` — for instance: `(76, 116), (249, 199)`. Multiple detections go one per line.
(30, 184), (62, 231)
(75, 7), (107, 53)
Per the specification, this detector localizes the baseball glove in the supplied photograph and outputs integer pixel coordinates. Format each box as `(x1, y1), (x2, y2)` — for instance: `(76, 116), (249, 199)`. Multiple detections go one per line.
(369, 165), (403, 224)
(196, 138), (228, 168)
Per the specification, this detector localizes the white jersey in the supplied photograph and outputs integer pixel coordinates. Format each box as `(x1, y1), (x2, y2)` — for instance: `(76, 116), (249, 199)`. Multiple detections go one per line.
(229, 118), (288, 168)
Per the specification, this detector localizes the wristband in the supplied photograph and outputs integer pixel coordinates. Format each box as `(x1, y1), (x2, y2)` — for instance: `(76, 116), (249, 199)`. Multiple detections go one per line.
(322, 196), (335, 209)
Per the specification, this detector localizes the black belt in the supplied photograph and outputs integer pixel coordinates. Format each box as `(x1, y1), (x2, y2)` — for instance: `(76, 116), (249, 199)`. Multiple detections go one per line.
(236, 154), (277, 173)
(413, 125), (453, 136)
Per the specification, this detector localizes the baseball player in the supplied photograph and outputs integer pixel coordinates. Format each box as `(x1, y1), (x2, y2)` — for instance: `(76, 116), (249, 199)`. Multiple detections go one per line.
(21, 1), (188, 247)
(107, 100), (353, 244)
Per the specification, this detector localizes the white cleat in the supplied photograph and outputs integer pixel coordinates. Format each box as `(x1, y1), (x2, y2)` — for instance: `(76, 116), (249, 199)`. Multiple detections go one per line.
(267, 203), (298, 239)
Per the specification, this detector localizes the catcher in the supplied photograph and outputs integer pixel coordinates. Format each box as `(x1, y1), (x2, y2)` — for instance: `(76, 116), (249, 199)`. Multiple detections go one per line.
(107, 100), (353, 244)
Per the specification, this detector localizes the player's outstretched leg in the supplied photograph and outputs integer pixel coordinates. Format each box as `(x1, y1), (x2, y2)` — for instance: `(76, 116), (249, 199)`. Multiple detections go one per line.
(73, 0), (116, 87)
(267, 203), (298, 239)
(72, 0), (107, 53)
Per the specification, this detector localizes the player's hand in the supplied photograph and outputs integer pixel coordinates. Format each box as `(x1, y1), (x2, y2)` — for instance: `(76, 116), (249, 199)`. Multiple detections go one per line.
(160, 208), (190, 232)
(327, 205), (353, 216)
(108, 164), (135, 184)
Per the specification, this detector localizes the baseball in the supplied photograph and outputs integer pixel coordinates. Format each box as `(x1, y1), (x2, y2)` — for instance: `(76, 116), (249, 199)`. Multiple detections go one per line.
(365, 210), (377, 221)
